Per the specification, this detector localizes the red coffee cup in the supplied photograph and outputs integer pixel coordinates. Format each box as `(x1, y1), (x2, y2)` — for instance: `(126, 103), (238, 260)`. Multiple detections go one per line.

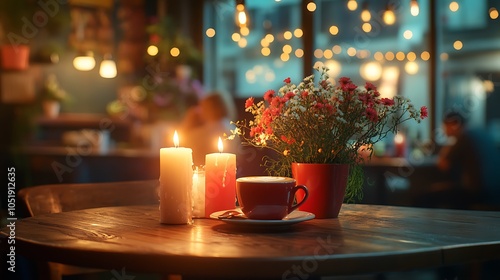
(236, 176), (309, 220)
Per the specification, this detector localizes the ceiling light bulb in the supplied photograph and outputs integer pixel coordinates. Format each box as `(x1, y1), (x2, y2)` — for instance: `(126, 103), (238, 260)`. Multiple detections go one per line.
(73, 52), (95, 71)
(99, 57), (117, 78)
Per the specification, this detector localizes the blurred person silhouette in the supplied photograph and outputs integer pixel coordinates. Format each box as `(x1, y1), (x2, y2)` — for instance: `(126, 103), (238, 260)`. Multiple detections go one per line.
(415, 111), (500, 209)
(179, 91), (239, 166)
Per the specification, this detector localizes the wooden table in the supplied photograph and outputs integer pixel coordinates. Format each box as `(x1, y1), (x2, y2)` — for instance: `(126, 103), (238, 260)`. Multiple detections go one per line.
(3, 204), (500, 278)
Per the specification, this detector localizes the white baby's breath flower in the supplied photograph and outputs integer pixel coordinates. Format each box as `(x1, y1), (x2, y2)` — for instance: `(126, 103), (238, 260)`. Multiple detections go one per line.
(336, 117), (347, 123)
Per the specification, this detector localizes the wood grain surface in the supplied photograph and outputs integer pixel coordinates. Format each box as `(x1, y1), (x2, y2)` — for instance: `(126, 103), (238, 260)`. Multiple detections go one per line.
(3, 204), (500, 278)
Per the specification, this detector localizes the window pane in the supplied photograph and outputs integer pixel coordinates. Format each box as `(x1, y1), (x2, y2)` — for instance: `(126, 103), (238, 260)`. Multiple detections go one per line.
(204, 0), (303, 98)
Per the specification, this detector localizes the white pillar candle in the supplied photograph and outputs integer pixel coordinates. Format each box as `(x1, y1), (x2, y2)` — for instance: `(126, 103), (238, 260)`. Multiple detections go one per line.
(159, 131), (193, 224)
(205, 137), (236, 217)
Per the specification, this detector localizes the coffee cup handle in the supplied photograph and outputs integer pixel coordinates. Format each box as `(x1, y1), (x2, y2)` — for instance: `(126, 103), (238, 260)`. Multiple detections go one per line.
(289, 185), (309, 213)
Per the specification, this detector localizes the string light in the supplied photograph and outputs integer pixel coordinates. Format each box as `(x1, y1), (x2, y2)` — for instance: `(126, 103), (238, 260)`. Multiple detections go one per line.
(405, 61), (419, 75)
(294, 28), (304, 38)
(329, 25), (339, 35)
(347, 0), (358, 11)
(307, 2), (316, 12)
(362, 23), (372, 32)
(235, 0), (249, 28)
(361, 2), (371, 22)
(205, 28), (216, 37)
(449, 1), (459, 12)
(170, 47), (180, 57)
(261, 47), (271, 56)
(231, 32), (241, 42)
(295, 49), (304, 58)
(147, 45), (159, 56)
(421, 51), (431, 61)
(383, 4), (396, 25)
(489, 7), (499, 19)
(240, 26), (250, 36)
(410, 0), (419, 16)
(374, 52), (384, 61)
(453, 40), (463, 50)
(323, 49), (333, 59)
(403, 30), (413, 39)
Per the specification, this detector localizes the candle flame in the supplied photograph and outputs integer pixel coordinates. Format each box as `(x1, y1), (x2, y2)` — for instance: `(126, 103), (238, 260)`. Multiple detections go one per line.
(173, 130), (180, 148)
(218, 137), (223, 153)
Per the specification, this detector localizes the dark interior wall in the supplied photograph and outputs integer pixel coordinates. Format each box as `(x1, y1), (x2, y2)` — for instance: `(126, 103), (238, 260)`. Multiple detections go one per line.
(45, 53), (118, 114)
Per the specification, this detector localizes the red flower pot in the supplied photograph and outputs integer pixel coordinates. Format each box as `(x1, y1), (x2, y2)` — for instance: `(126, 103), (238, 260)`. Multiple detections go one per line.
(292, 163), (349, 218)
(1, 45), (30, 70)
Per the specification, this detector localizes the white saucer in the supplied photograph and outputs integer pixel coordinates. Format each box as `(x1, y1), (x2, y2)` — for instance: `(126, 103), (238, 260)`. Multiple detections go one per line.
(210, 209), (315, 227)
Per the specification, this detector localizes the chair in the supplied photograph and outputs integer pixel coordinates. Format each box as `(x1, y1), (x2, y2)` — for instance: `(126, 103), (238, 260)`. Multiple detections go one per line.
(18, 179), (160, 280)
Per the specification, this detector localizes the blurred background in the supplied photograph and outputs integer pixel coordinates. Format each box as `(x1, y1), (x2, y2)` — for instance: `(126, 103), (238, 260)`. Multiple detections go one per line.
(1, 0), (499, 208)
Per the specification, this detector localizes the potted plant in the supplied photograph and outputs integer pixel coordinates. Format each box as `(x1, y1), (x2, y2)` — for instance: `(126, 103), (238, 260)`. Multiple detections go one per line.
(40, 74), (68, 118)
(0, 1), (35, 70)
(0, 1), (70, 68)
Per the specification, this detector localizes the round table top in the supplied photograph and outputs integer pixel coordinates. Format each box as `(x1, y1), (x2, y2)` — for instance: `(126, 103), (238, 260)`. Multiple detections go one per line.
(4, 204), (500, 278)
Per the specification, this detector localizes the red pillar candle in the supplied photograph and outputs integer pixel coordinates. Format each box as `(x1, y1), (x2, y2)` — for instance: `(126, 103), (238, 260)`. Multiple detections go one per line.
(394, 132), (406, 158)
(204, 137), (236, 217)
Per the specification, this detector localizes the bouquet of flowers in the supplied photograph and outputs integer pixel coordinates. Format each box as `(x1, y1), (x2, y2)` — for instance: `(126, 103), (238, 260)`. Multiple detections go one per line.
(230, 67), (428, 201)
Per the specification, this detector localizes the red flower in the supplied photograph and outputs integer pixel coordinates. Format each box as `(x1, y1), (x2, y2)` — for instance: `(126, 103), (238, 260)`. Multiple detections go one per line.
(264, 90), (275, 102)
(342, 83), (358, 92)
(245, 97), (254, 108)
(283, 77), (291, 84)
(380, 98), (395, 106)
(301, 90), (309, 98)
(365, 82), (377, 91)
(270, 107), (281, 116)
(265, 126), (273, 135)
(262, 109), (273, 125)
(271, 96), (281, 107)
(358, 93), (372, 105)
(365, 107), (378, 122)
(314, 102), (325, 109)
(338, 77), (351, 85)
(420, 106), (428, 119)
(249, 127), (257, 137)
(284, 92), (295, 101)
(325, 104), (334, 114)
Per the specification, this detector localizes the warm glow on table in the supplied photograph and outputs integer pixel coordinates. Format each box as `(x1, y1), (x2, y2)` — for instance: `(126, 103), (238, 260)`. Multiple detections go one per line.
(159, 130), (193, 224)
(204, 137), (236, 217)
(192, 166), (205, 218)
